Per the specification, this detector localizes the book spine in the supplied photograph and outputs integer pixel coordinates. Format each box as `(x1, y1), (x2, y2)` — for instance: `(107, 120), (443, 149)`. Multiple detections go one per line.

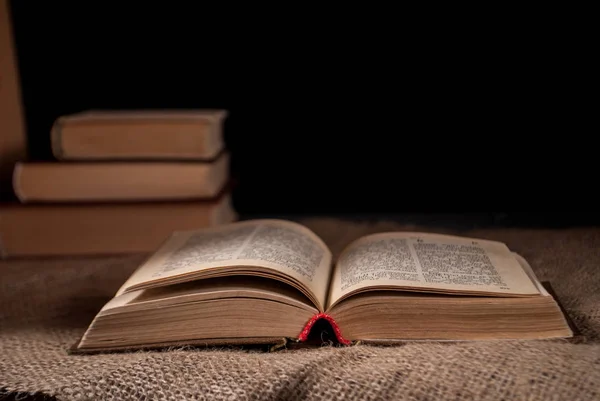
(298, 313), (351, 345)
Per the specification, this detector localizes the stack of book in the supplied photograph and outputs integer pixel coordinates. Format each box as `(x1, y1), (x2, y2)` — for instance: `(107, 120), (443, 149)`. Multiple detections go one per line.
(0, 110), (237, 258)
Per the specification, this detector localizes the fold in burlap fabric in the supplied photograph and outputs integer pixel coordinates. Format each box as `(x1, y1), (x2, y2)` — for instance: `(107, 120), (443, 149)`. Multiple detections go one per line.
(1, 218), (599, 401)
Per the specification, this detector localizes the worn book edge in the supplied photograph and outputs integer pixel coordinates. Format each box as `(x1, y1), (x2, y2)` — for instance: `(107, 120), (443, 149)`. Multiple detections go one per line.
(68, 336), (288, 355)
(541, 281), (583, 340)
(67, 281), (583, 355)
(346, 282), (583, 346)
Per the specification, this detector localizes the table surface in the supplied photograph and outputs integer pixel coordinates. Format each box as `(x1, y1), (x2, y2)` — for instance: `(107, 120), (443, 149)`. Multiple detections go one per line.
(1, 217), (599, 401)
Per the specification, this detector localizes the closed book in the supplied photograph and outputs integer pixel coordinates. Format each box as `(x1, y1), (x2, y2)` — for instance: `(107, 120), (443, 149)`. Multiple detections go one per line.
(13, 153), (229, 203)
(0, 0), (27, 199)
(51, 109), (227, 161)
(0, 192), (236, 258)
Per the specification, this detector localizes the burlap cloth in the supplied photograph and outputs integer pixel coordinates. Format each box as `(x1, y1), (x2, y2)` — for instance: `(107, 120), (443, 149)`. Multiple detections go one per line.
(1, 218), (599, 400)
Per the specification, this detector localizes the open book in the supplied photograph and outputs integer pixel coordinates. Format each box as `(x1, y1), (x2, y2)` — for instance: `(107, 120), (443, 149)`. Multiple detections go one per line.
(73, 219), (573, 352)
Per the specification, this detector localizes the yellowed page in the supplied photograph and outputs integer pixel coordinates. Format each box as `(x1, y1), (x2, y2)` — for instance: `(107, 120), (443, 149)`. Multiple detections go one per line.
(115, 219), (332, 310)
(99, 276), (318, 316)
(512, 252), (549, 296)
(328, 232), (540, 308)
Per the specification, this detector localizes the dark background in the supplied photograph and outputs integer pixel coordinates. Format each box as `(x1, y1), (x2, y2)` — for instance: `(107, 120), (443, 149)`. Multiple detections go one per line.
(8, 3), (598, 226)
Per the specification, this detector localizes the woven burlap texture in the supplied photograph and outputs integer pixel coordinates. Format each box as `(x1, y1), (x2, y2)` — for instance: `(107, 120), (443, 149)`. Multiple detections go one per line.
(1, 218), (599, 401)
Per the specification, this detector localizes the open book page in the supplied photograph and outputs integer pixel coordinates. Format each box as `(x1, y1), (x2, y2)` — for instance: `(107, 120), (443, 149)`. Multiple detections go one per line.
(114, 219), (332, 310)
(98, 276), (318, 316)
(512, 252), (549, 296)
(327, 232), (540, 308)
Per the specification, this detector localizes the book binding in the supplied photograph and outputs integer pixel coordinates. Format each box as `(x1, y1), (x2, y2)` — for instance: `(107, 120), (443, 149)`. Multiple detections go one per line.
(298, 313), (351, 345)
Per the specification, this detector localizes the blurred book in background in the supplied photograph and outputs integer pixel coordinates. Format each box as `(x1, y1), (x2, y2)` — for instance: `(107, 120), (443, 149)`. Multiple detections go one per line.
(13, 152), (229, 202)
(0, 109), (237, 258)
(0, 0), (27, 200)
(51, 110), (226, 161)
